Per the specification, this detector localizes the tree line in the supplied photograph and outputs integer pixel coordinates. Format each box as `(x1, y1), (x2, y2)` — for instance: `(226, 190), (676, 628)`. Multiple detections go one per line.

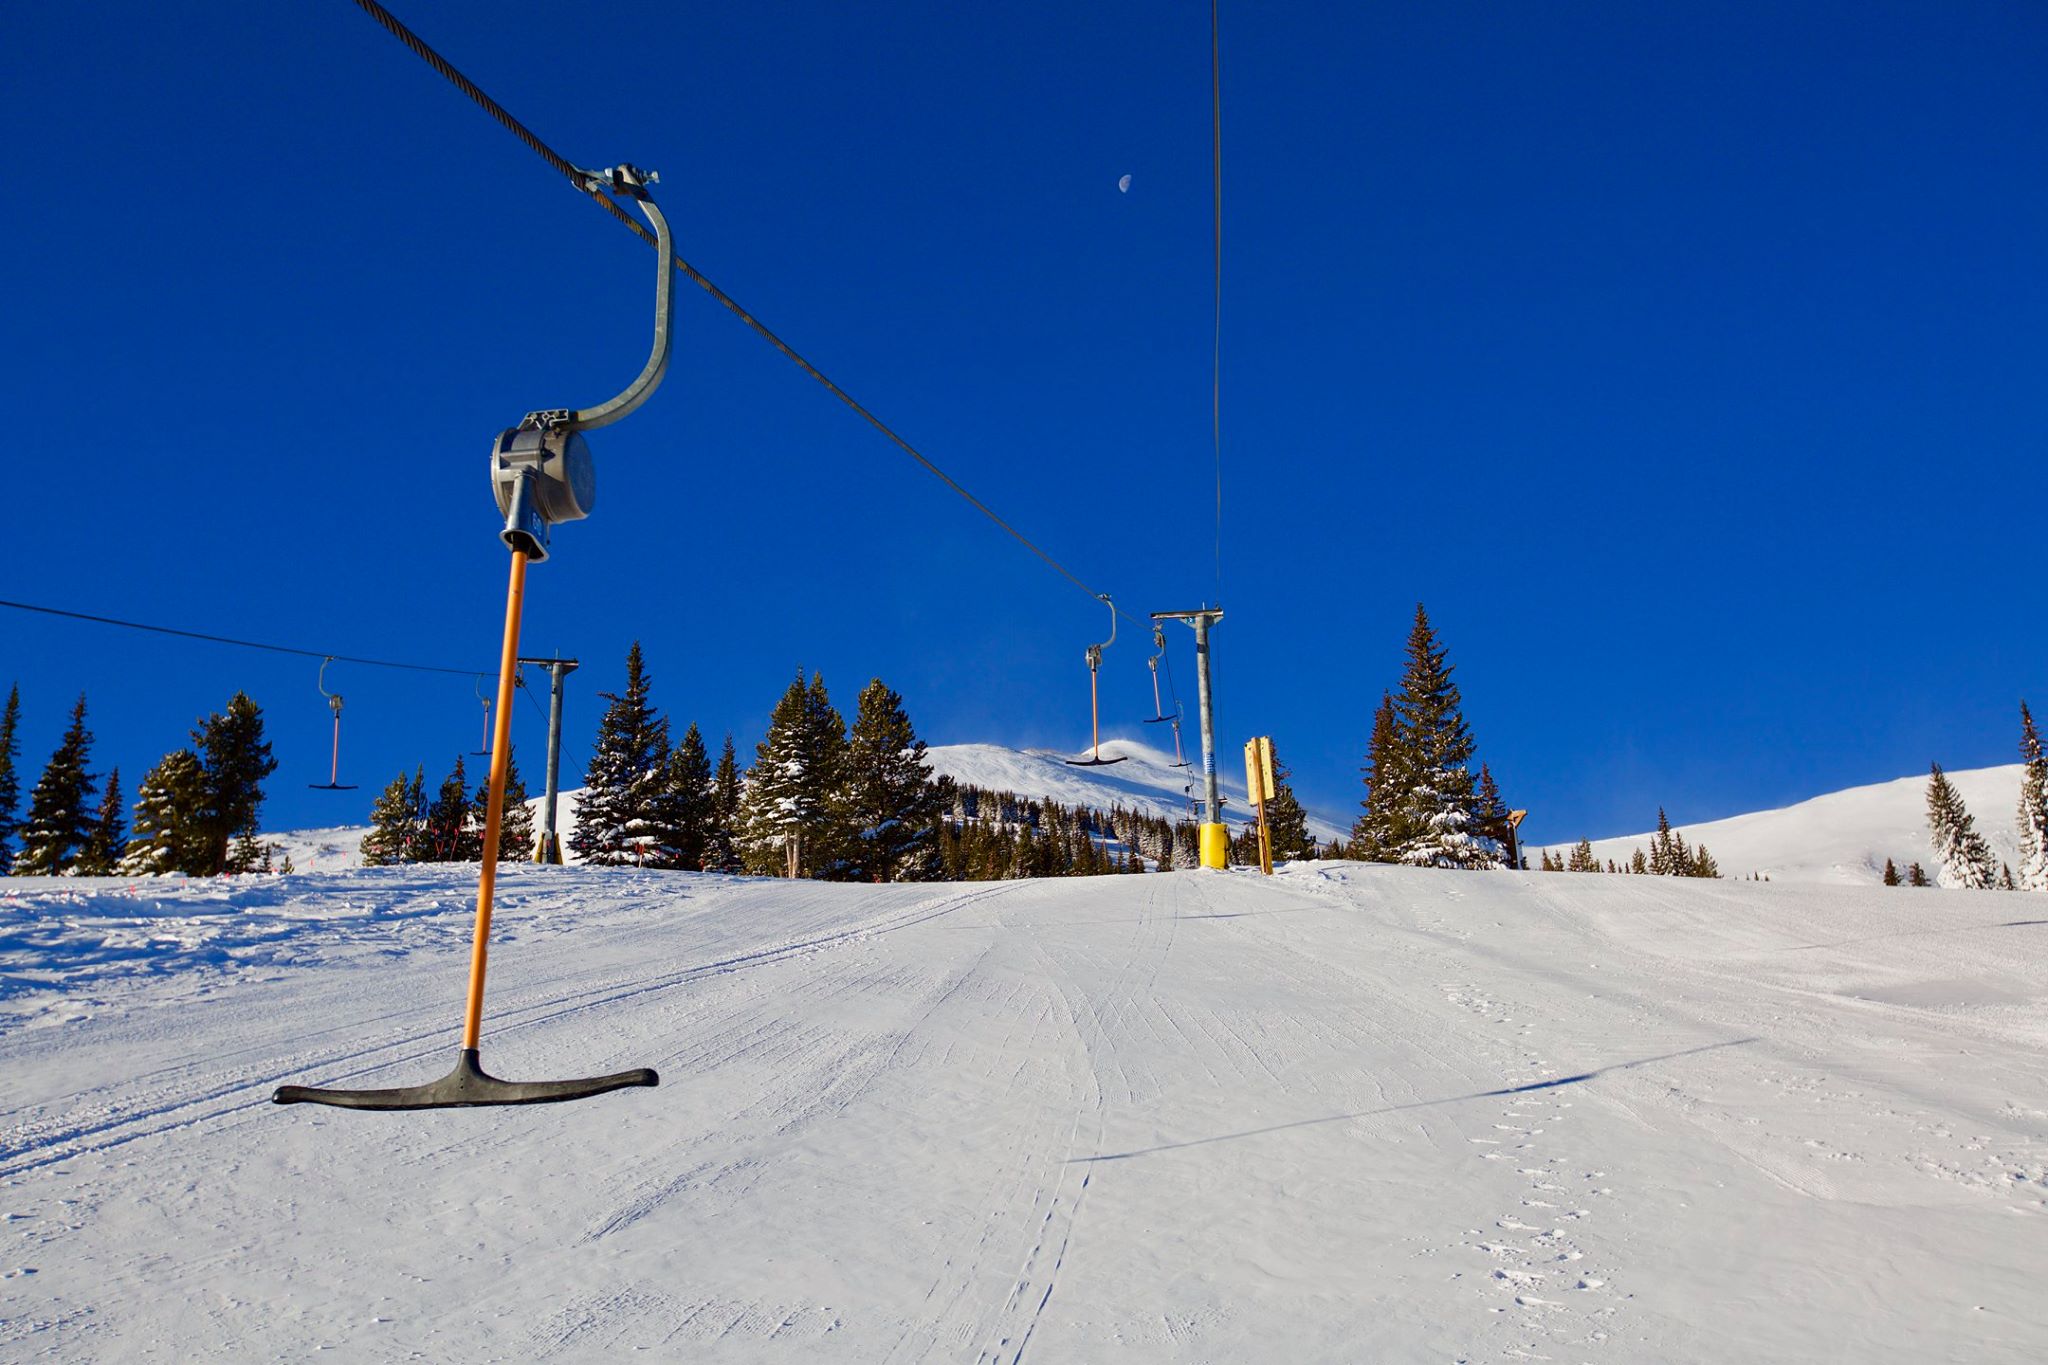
(0, 685), (281, 877)
(1536, 809), (1725, 878)
(359, 643), (1319, 881)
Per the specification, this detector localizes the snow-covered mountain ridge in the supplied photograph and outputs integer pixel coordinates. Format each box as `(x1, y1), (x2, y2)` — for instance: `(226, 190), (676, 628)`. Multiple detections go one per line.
(923, 738), (1348, 842)
(1549, 762), (2030, 886)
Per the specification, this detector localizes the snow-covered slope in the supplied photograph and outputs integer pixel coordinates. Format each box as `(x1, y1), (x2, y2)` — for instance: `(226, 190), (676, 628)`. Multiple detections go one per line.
(4, 863), (2044, 1360)
(925, 738), (1349, 842)
(1547, 763), (2029, 886)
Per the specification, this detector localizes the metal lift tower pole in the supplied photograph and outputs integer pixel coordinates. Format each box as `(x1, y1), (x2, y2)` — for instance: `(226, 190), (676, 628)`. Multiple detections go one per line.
(1152, 607), (1227, 868)
(518, 656), (580, 863)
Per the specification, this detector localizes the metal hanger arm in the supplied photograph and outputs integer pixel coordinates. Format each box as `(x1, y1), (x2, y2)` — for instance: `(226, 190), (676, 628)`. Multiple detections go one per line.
(569, 168), (673, 432)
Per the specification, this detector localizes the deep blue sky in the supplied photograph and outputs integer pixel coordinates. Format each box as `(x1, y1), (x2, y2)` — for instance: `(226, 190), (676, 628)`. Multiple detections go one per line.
(2, 2), (2042, 848)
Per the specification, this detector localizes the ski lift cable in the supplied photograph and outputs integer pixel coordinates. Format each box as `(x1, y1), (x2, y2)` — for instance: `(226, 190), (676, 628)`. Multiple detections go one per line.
(0, 596), (491, 678)
(347, 0), (1149, 631)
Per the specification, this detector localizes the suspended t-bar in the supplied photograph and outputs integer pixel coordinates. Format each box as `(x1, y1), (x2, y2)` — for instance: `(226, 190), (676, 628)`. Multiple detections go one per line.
(1143, 624), (1173, 724)
(1153, 608), (1226, 867)
(276, 164), (669, 1112)
(489, 165), (675, 564)
(308, 658), (357, 791)
(472, 674), (494, 756)
(1068, 594), (1127, 767)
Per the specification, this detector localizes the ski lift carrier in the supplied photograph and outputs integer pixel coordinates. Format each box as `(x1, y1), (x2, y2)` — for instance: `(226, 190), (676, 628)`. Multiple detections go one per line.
(275, 164), (671, 1111)
(307, 658), (358, 791)
(1067, 594), (1127, 767)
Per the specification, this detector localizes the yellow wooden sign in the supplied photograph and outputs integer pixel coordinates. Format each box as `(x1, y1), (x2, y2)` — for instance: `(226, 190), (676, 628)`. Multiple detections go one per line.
(1243, 736), (1276, 803)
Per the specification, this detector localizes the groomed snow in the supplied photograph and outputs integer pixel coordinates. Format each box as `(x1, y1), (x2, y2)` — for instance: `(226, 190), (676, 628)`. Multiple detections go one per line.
(3, 862), (2043, 1360)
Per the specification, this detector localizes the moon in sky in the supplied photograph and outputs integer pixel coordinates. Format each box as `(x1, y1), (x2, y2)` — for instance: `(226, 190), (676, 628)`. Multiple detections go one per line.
(1117, 174), (1132, 193)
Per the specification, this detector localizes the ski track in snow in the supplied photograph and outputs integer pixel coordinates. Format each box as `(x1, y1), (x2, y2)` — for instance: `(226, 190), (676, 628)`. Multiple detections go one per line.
(2, 863), (2045, 1360)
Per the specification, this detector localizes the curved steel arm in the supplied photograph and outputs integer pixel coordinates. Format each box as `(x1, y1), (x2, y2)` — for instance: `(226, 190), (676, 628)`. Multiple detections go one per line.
(1090, 595), (1117, 652)
(571, 167), (674, 432)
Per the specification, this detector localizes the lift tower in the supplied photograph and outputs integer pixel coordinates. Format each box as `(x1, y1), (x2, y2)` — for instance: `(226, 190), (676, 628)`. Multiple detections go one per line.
(1151, 607), (1226, 868)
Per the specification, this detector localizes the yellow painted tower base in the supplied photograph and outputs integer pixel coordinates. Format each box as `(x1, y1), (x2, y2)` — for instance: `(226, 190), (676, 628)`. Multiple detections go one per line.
(1199, 822), (1230, 869)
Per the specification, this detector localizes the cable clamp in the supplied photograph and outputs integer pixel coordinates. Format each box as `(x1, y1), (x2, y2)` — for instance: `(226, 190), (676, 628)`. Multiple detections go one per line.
(573, 164), (660, 201)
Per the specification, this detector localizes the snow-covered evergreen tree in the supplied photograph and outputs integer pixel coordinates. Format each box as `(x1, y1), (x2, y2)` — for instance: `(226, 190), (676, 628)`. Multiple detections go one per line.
(572, 643), (674, 866)
(740, 671), (849, 877)
(839, 678), (947, 883)
(360, 768), (424, 867)
(119, 750), (209, 876)
(76, 767), (125, 875)
(1473, 764), (1514, 867)
(425, 756), (477, 862)
(2016, 702), (2048, 894)
(0, 684), (20, 875)
(1352, 691), (1399, 860)
(468, 748), (533, 863)
(706, 734), (743, 872)
(1388, 606), (1498, 869)
(14, 694), (97, 877)
(192, 693), (277, 876)
(660, 723), (714, 870)
(1926, 762), (1998, 890)
(1262, 756), (1313, 863)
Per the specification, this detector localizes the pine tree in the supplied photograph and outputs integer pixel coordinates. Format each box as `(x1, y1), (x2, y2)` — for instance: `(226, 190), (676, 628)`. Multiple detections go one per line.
(1907, 861), (1930, 887)
(191, 693), (278, 876)
(1262, 754), (1313, 863)
(425, 756), (477, 861)
(1388, 606), (1496, 868)
(470, 748), (534, 863)
(14, 694), (97, 876)
(740, 671), (851, 876)
(0, 684), (20, 875)
(1648, 808), (1675, 875)
(839, 679), (947, 883)
(1472, 764), (1513, 867)
(1568, 838), (1597, 872)
(1998, 862), (2016, 891)
(1926, 762), (1998, 890)
(572, 643), (674, 866)
(76, 768), (125, 875)
(1691, 844), (1720, 879)
(1630, 847), (1649, 875)
(361, 769), (424, 866)
(1352, 690), (1400, 861)
(706, 734), (743, 872)
(660, 723), (714, 870)
(1881, 857), (1901, 887)
(2015, 702), (2048, 893)
(119, 750), (209, 876)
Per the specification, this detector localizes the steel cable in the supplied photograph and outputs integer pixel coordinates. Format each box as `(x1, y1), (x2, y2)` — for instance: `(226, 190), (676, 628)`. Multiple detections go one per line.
(348, 0), (1147, 630)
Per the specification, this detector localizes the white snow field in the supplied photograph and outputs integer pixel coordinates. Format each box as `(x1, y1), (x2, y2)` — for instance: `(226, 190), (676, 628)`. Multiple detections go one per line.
(3, 863), (2045, 1361)
(1550, 763), (2030, 887)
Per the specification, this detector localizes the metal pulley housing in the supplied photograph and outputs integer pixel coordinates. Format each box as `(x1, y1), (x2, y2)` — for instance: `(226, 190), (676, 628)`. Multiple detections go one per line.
(491, 423), (596, 561)
(487, 163), (672, 562)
